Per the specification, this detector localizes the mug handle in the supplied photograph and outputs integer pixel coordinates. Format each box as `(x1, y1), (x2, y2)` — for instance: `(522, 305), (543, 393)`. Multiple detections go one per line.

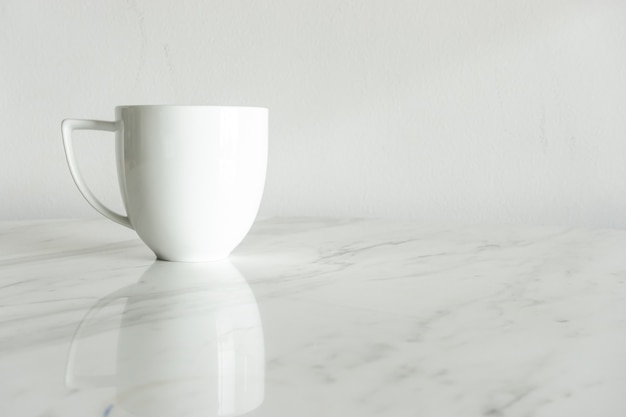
(61, 119), (132, 229)
(65, 286), (131, 389)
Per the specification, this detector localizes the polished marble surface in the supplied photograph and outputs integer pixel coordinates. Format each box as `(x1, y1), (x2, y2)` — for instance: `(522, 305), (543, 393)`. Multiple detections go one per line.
(1, 217), (626, 416)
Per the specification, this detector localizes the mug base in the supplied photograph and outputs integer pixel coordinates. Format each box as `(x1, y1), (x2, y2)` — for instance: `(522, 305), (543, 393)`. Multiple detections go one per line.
(155, 252), (231, 263)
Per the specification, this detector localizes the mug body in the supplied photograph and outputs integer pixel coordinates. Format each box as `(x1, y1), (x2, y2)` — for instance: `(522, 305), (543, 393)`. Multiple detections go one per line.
(115, 105), (267, 262)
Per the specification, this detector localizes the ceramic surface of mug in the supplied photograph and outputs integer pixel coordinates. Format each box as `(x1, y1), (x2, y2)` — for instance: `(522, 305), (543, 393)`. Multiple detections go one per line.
(62, 105), (268, 262)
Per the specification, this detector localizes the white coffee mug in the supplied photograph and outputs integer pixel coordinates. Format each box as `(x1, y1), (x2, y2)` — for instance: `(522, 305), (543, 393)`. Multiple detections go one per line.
(62, 105), (268, 262)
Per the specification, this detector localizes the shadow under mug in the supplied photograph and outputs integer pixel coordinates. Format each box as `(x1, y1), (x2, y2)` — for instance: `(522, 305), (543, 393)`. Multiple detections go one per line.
(62, 105), (268, 262)
(65, 260), (265, 417)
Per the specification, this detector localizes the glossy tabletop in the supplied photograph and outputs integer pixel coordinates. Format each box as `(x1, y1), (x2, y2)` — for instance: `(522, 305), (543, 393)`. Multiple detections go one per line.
(1, 218), (626, 417)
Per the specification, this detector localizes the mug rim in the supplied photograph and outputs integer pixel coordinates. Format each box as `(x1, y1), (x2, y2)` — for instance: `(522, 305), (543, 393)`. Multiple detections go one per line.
(115, 105), (268, 110)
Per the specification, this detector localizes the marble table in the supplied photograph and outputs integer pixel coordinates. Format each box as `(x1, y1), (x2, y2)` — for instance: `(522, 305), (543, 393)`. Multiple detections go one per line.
(1, 218), (626, 417)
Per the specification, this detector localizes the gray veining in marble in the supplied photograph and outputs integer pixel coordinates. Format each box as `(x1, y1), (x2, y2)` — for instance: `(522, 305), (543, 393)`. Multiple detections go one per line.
(1, 218), (626, 416)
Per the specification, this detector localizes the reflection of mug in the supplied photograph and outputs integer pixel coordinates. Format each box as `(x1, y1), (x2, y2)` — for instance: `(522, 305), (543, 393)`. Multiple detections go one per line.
(66, 261), (265, 417)
(62, 105), (268, 262)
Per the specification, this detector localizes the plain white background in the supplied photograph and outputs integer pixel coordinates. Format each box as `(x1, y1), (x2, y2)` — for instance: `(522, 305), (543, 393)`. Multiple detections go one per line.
(1, 0), (626, 226)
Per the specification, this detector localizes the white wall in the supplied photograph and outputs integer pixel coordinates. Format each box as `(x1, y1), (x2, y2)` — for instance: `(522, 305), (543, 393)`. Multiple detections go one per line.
(1, 0), (626, 226)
